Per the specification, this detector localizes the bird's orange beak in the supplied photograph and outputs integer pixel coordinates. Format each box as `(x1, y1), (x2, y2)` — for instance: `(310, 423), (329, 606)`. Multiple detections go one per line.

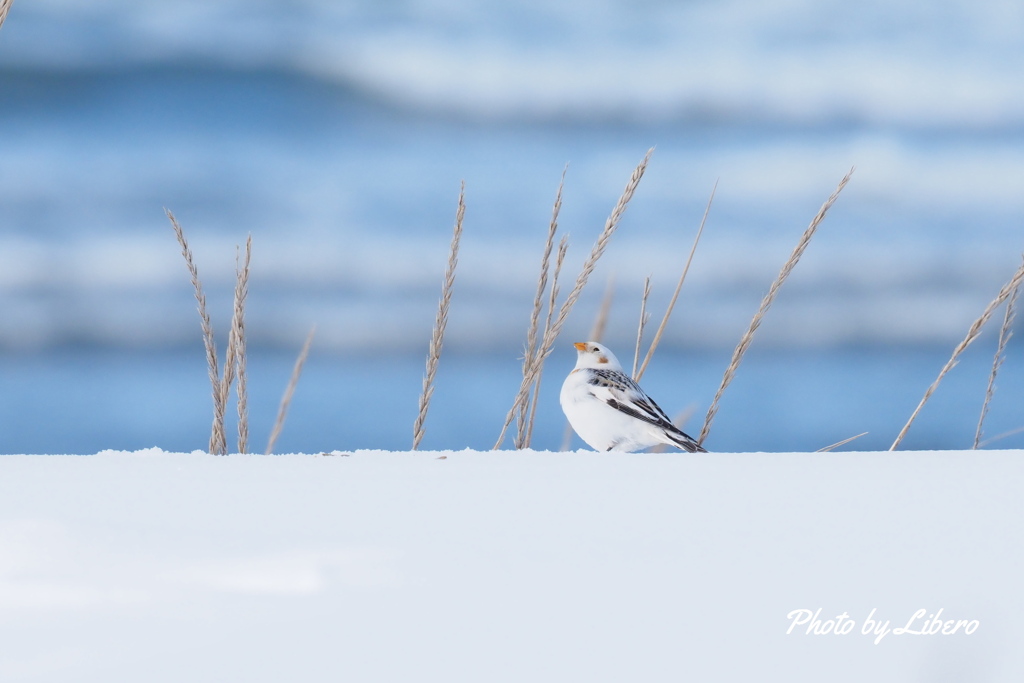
(574, 342), (587, 351)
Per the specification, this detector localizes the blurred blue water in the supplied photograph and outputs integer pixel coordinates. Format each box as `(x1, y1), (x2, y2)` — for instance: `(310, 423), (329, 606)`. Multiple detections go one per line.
(0, 63), (1021, 351)
(0, 1), (1021, 451)
(1, 344), (1020, 454)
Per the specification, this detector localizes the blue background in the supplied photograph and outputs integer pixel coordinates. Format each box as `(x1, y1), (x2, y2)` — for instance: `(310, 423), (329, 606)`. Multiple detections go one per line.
(0, 0), (1021, 453)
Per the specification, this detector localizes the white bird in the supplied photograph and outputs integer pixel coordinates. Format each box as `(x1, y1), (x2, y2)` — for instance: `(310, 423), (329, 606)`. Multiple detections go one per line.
(560, 341), (706, 453)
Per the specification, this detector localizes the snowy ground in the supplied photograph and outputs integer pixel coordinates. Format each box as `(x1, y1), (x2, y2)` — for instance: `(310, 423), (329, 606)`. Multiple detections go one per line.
(1, 449), (1020, 682)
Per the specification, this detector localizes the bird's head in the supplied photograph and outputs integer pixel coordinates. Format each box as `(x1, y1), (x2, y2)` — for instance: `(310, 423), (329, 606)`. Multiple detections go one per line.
(572, 341), (624, 371)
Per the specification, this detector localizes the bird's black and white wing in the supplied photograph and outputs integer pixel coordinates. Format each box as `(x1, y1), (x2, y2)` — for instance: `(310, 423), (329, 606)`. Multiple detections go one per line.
(585, 369), (706, 452)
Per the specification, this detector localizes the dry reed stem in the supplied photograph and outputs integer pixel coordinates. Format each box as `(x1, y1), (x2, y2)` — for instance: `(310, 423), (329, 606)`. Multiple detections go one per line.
(698, 168), (853, 447)
(816, 432), (868, 453)
(546, 148), (653, 338)
(589, 276), (616, 342)
(0, 0), (13, 31)
(635, 181), (716, 382)
(524, 236), (569, 448)
(217, 343), (236, 449)
(974, 263), (1020, 449)
(216, 240), (251, 454)
(413, 183), (465, 450)
(517, 169), (566, 443)
(167, 209), (225, 455)
(978, 425), (1024, 448)
(892, 257), (1024, 451)
(559, 425), (575, 452)
(265, 326), (316, 455)
(632, 277), (652, 379)
(495, 148), (653, 449)
(232, 236), (252, 453)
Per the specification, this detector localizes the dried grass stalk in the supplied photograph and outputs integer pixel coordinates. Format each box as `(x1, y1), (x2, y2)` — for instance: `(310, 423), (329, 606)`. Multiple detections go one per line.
(495, 148), (653, 449)
(547, 149), (653, 338)
(265, 326), (316, 455)
(892, 257), (1024, 450)
(978, 425), (1024, 448)
(524, 236), (569, 448)
(167, 209), (225, 455)
(0, 0), (14, 31)
(559, 422), (576, 452)
(816, 432), (868, 453)
(635, 181), (715, 382)
(232, 236), (252, 454)
(589, 276), (616, 342)
(212, 240), (250, 454)
(413, 183), (465, 450)
(974, 263), (1020, 449)
(218, 327), (237, 450)
(697, 168), (853, 447)
(632, 277), (652, 379)
(517, 168), (566, 444)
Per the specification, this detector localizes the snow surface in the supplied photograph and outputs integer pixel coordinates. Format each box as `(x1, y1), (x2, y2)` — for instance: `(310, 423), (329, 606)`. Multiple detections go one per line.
(1, 448), (1021, 682)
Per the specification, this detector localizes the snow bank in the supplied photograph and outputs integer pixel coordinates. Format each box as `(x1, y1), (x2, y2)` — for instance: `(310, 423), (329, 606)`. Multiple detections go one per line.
(1, 448), (1020, 682)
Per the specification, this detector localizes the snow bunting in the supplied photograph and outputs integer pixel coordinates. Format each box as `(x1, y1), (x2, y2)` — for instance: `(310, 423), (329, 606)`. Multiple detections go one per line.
(560, 341), (706, 452)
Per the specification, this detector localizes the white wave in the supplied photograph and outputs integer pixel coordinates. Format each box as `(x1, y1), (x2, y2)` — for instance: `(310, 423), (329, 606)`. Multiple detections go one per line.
(3, 0), (1024, 125)
(0, 231), (1017, 350)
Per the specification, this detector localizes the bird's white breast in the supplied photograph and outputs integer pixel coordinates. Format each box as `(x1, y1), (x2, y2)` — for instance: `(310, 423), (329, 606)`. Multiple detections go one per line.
(560, 368), (661, 452)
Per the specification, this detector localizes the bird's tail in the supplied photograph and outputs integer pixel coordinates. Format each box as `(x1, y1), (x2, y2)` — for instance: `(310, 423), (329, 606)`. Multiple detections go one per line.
(663, 428), (707, 453)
